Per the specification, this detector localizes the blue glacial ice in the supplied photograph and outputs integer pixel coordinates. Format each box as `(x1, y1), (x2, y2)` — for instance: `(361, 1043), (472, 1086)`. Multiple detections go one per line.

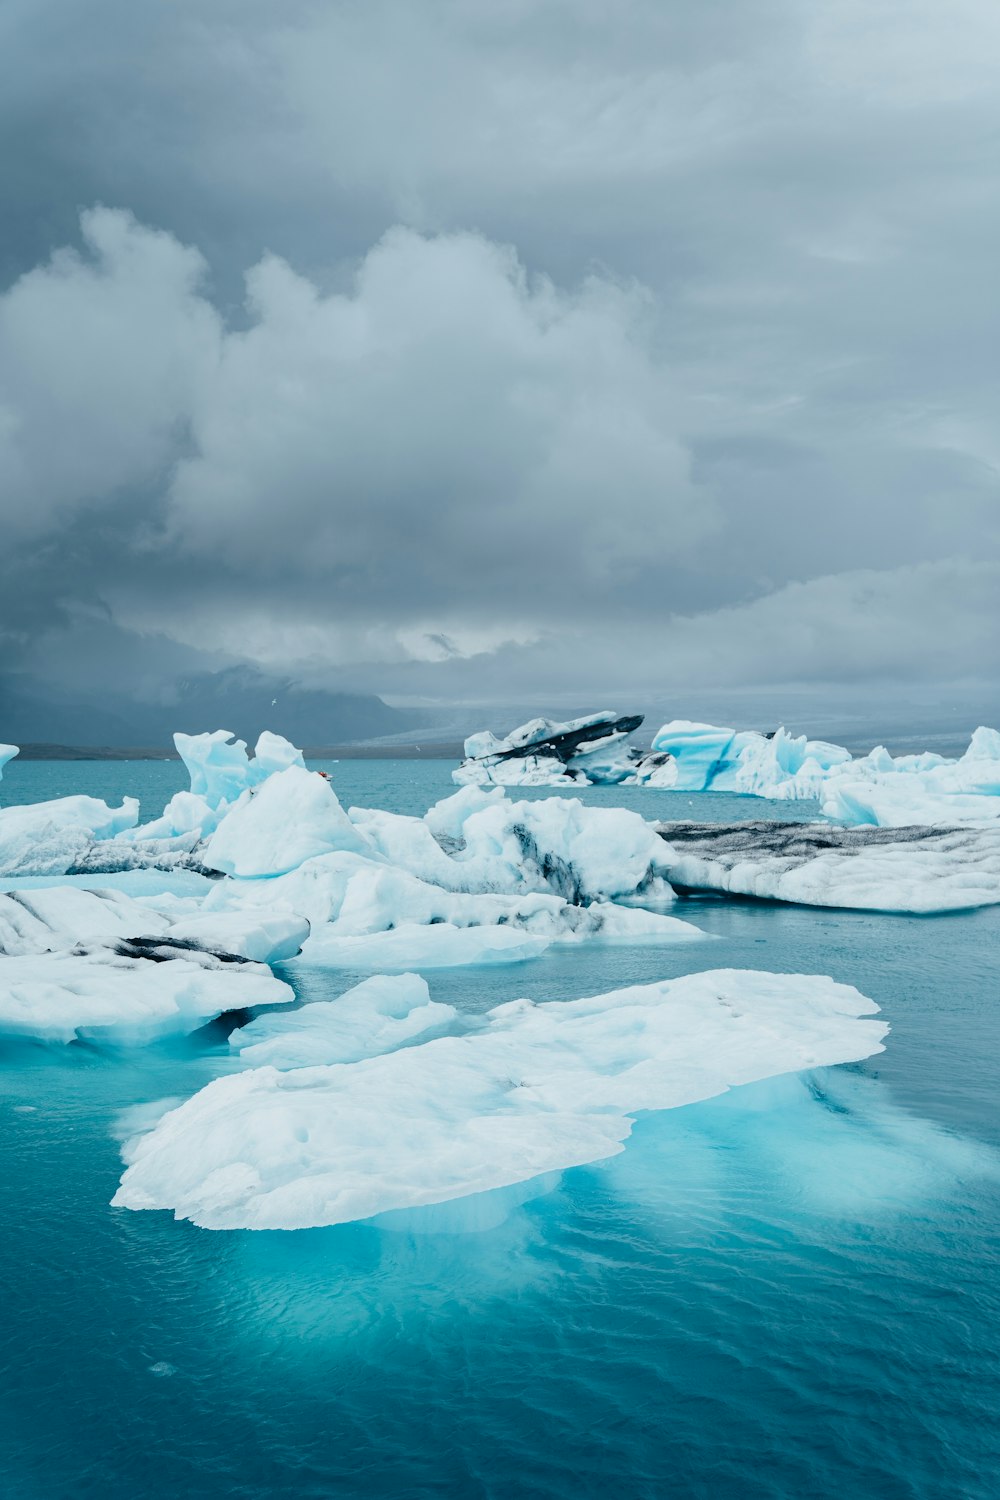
(112, 968), (887, 1230)
(651, 718), (1000, 823)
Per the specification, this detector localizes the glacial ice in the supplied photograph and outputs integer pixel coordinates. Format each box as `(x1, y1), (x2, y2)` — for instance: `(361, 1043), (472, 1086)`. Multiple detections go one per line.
(655, 821), (1000, 912)
(0, 948), (293, 1044)
(174, 729), (304, 807)
(0, 745), (18, 780)
(112, 969), (887, 1230)
(295, 922), (553, 969)
(204, 765), (373, 877)
(651, 718), (1000, 823)
(453, 712), (669, 788)
(0, 885), (309, 965)
(0, 794), (141, 876)
(230, 973), (458, 1067)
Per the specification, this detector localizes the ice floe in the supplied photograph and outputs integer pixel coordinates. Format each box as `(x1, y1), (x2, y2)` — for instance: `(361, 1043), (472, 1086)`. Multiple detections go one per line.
(0, 947), (293, 1044)
(112, 968), (887, 1229)
(655, 820), (1000, 912)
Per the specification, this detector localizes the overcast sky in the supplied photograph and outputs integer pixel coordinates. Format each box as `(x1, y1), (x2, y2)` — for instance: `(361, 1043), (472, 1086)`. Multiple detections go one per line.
(1, 0), (998, 714)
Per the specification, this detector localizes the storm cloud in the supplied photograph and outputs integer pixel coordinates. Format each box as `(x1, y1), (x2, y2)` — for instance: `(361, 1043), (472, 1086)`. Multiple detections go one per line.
(1, 0), (997, 717)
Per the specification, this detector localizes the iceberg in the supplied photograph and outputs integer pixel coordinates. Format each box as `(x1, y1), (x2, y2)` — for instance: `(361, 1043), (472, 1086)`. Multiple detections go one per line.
(0, 794), (141, 876)
(0, 744), (18, 781)
(649, 718), (1000, 822)
(0, 885), (309, 965)
(655, 820), (1000, 912)
(453, 712), (671, 788)
(230, 973), (457, 1067)
(112, 968), (887, 1230)
(294, 922), (553, 970)
(204, 765), (373, 877)
(0, 947), (293, 1044)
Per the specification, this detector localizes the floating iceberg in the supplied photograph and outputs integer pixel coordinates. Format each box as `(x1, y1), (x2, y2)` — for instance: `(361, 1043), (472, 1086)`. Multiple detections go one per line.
(655, 821), (1000, 912)
(0, 794), (141, 876)
(0, 885), (308, 965)
(294, 922), (553, 970)
(230, 973), (457, 1068)
(453, 712), (672, 788)
(112, 968), (887, 1229)
(0, 947), (293, 1044)
(0, 745), (17, 781)
(650, 719), (1000, 823)
(204, 764), (372, 877)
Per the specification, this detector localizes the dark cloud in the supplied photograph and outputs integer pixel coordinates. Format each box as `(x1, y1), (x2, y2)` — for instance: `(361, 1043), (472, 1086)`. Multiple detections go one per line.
(0, 1), (997, 717)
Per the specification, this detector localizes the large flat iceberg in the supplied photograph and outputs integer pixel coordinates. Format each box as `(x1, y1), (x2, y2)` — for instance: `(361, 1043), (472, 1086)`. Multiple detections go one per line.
(113, 968), (887, 1229)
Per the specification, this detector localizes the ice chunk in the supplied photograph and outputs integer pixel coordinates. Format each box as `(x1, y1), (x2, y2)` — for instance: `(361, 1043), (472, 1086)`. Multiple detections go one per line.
(655, 820), (1000, 912)
(822, 779), (1000, 827)
(204, 766), (373, 877)
(230, 973), (457, 1067)
(174, 729), (305, 807)
(295, 921), (552, 969)
(164, 911), (310, 964)
(0, 886), (168, 954)
(356, 796), (674, 904)
(0, 795), (140, 876)
(454, 712), (647, 788)
(0, 949), (293, 1044)
(112, 968), (887, 1229)
(649, 717), (1000, 818)
(0, 745), (18, 782)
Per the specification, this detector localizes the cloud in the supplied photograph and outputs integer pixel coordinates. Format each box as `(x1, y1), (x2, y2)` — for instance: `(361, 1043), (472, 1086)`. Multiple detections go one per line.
(0, 3), (998, 714)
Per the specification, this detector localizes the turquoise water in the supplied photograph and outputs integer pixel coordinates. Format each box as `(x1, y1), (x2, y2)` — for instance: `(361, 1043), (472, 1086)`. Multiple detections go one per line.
(1, 762), (998, 1498)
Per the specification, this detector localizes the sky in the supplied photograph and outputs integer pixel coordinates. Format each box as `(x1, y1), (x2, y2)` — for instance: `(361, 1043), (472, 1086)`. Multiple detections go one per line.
(1, 0), (998, 720)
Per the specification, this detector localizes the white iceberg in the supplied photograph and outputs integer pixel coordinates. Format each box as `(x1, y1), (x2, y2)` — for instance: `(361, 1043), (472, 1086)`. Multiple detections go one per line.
(0, 947), (293, 1044)
(0, 744), (18, 781)
(0, 885), (168, 954)
(0, 794), (141, 876)
(293, 921), (553, 970)
(230, 973), (457, 1068)
(204, 765), (373, 877)
(655, 820), (1000, 912)
(112, 968), (887, 1230)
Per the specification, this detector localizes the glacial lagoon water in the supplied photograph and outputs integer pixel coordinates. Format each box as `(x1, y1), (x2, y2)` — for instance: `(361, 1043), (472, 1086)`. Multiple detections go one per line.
(1, 759), (998, 1498)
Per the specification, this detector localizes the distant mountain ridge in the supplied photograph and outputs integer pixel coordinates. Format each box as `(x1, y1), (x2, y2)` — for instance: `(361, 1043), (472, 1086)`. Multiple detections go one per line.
(0, 668), (418, 749)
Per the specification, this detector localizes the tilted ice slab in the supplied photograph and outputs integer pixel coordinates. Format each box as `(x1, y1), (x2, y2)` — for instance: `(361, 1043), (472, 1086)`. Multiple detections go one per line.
(0, 948), (294, 1044)
(112, 968), (886, 1230)
(453, 711), (669, 789)
(655, 821), (1000, 912)
(0, 745), (18, 781)
(230, 973), (457, 1068)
